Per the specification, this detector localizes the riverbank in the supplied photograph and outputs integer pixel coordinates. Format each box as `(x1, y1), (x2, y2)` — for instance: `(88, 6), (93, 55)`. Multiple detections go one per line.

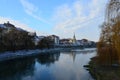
(0, 48), (80, 62)
(0, 48), (61, 62)
(0, 48), (96, 62)
(84, 57), (120, 80)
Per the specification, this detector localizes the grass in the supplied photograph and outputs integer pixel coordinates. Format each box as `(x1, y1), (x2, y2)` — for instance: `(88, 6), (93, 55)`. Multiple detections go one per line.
(84, 57), (120, 80)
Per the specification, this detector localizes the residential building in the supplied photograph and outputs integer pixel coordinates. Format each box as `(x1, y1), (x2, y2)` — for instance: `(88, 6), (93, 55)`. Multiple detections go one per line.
(34, 36), (45, 46)
(48, 35), (60, 45)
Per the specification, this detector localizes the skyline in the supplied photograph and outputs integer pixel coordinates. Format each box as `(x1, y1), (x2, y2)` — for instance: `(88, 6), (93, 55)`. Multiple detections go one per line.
(0, 0), (108, 41)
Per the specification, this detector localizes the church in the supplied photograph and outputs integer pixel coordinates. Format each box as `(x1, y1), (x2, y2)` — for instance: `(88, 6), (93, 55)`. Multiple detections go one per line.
(69, 33), (77, 45)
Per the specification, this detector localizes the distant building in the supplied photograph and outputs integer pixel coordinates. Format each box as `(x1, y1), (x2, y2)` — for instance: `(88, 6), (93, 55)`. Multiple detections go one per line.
(34, 36), (45, 46)
(0, 24), (6, 28)
(60, 39), (71, 45)
(81, 39), (88, 45)
(28, 32), (36, 36)
(4, 21), (15, 28)
(28, 32), (46, 46)
(59, 33), (96, 47)
(2, 21), (16, 33)
(60, 33), (79, 46)
(77, 39), (96, 47)
(69, 33), (78, 45)
(72, 33), (77, 45)
(76, 40), (84, 46)
(48, 35), (60, 45)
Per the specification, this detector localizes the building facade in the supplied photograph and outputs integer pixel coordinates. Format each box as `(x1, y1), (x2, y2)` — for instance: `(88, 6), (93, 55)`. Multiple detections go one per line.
(48, 35), (60, 45)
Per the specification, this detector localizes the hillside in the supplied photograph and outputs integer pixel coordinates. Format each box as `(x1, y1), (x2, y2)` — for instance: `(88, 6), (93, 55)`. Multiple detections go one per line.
(0, 22), (36, 52)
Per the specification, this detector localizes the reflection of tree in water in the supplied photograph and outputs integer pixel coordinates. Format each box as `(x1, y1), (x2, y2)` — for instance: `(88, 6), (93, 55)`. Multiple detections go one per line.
(0, 57), (35, 80)
(67, 49), (96, 62)
(37, 52), (60, 66)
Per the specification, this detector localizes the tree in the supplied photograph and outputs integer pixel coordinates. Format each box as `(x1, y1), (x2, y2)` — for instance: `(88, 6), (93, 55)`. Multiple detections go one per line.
(38, 37), (54, 49)
(97, 0), (120, 66)
(0, 26), (35, 52)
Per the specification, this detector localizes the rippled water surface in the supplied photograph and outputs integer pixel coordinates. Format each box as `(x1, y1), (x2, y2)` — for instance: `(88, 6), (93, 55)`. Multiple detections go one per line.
(0, 48), (96, 80)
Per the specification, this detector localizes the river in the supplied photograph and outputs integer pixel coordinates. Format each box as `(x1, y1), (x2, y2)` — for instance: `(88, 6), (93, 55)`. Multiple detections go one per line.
(0, 48), (96, 80)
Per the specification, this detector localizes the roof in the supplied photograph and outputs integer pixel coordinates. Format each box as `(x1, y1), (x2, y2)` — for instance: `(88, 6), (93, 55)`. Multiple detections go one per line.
(48, 35), (59, 38)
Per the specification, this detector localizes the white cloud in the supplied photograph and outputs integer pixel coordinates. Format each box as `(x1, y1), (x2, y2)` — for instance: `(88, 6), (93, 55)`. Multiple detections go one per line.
(20, 0), (38, 14)
(52, 0), (108, 40)
(89, 0), (106, 18)
(20, 0), (50, 25)
(53, 4), (72, 22)
(73, 1), (83, 17)
(35, 30), (49, 36)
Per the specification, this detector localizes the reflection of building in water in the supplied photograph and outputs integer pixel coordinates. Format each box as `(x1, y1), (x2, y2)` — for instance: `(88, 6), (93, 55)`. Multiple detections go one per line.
(69, 51), (76, 62)
(69, 49), (96, 62)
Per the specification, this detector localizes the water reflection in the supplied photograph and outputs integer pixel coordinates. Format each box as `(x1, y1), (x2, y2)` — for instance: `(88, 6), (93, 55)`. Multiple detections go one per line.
(37, 52), (60, 66)
(64, 49), (96, 62)
(69, 51), (76, 62)
(0, 57), (35, 80)
(0, 49), (96, 80)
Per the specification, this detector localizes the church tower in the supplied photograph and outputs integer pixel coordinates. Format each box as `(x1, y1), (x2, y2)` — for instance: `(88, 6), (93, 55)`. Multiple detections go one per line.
(72, 33), (77, 44)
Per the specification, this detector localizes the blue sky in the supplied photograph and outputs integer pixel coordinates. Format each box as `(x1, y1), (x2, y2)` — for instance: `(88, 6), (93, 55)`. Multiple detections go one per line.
(0, 0), (108, 41)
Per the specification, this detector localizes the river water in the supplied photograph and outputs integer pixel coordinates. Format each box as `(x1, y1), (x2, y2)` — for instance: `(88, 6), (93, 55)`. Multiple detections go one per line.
(0, 48), (96, 80)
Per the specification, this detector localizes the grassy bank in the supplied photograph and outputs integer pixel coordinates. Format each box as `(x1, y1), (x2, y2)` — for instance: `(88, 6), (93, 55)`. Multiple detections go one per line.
(84, 57), (120, 80)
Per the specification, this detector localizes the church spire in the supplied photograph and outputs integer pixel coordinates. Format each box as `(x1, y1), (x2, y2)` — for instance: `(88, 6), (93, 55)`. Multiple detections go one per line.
(73, 33), (77, 44)
(73, 33), (76, 40)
